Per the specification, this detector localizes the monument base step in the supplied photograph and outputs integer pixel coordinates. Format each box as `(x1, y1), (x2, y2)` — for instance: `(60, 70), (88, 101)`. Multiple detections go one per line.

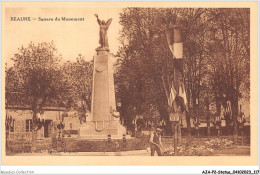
(56, 149), (149, 156)
(78, 135), (132, 140)
(79, 121), (127, 140)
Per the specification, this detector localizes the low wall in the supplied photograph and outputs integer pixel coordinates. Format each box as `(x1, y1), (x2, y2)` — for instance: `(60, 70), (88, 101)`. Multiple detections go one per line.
(6, 139), (52, 154)
(52, 137), (149, 152)
(181, 126), (250, 137)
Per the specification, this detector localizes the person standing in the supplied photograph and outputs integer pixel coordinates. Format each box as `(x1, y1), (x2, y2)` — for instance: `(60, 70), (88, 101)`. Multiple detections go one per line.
(149, 128), (163, 156)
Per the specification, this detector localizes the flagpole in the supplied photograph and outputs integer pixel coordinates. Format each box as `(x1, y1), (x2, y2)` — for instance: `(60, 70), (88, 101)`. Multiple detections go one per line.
(165, 24), (188, 155)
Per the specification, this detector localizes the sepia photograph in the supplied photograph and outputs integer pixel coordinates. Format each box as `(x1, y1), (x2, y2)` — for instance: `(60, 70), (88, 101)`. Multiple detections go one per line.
(1, 1), (258, 167)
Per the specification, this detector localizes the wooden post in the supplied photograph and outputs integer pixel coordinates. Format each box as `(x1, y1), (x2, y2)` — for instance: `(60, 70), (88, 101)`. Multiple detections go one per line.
(241, 127), (244, 146)
(171, 122), (178, 156)
(174, 123), (178, 156)
(170, 113), (179, 156)
(234, 121), (238, 145)
(178, 123), (181, 144)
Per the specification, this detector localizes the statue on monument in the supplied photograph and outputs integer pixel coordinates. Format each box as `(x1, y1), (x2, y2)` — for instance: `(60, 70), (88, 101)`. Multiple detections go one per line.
(94, 14), (112, 50)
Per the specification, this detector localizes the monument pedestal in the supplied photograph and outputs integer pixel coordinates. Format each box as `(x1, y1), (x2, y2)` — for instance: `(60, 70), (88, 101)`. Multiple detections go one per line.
(79, 49), (126, 139)
(79, 121), (126, 139)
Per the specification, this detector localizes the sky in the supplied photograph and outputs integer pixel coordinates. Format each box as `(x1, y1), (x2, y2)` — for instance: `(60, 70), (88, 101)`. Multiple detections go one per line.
(3, 6), (122, 66)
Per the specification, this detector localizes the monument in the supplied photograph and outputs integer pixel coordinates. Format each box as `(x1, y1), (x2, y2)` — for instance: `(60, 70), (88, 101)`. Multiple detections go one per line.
(79, 14), (126, 139)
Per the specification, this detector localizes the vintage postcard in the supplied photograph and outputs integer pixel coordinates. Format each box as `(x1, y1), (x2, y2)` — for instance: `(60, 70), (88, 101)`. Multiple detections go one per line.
(1, 1), (258, 166)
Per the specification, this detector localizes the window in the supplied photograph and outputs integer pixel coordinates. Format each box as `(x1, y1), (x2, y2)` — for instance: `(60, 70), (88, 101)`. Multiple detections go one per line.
(26, 119), (32, 132)
(10, 120), (15, 132)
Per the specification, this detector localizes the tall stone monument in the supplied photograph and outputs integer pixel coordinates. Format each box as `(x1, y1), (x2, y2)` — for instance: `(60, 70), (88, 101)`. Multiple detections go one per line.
(79, 14), (126, 139)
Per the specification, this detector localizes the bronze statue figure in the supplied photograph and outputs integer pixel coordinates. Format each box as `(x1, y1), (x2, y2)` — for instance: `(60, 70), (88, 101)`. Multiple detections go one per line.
(94, 14), (112, 49)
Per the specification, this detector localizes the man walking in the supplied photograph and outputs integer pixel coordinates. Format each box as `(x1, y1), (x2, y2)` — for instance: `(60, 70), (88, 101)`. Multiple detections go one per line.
(149, 128), (164, 156)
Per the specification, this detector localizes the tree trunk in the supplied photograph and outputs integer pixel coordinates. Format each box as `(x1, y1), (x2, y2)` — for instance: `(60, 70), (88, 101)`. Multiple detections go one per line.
(157, 104), (171, 135)
(31, 99), (41, 152)
(232, 93), (239, 144)
(206, 97), (210, 137)
(186, 111), (191, 137)
(186, 81), (191, 137)
(31, 105), (38, 152)
(178, 123), (182, 144)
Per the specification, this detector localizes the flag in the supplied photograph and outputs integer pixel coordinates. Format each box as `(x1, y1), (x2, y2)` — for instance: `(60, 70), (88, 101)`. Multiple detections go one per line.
(226, 100), (232, 117)
(178, 83), (187, 105)
(165, 27), (183, 59)
(223, 100), (232, 118)
(237, 115), (243, 123)
(168, 43), (183, 59)
(168, 84), (177, 107)
(178, 82), (189, 112)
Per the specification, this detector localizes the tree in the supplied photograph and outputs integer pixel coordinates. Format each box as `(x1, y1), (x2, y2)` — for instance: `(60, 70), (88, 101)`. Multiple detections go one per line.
(116, 8), (250, 137)
(116, 8), (182, 134)
(61, 55), (93, 118)
(206, 9), (250, 138)
(6, 41), (64, 151)
(117, 8), (209, 135)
